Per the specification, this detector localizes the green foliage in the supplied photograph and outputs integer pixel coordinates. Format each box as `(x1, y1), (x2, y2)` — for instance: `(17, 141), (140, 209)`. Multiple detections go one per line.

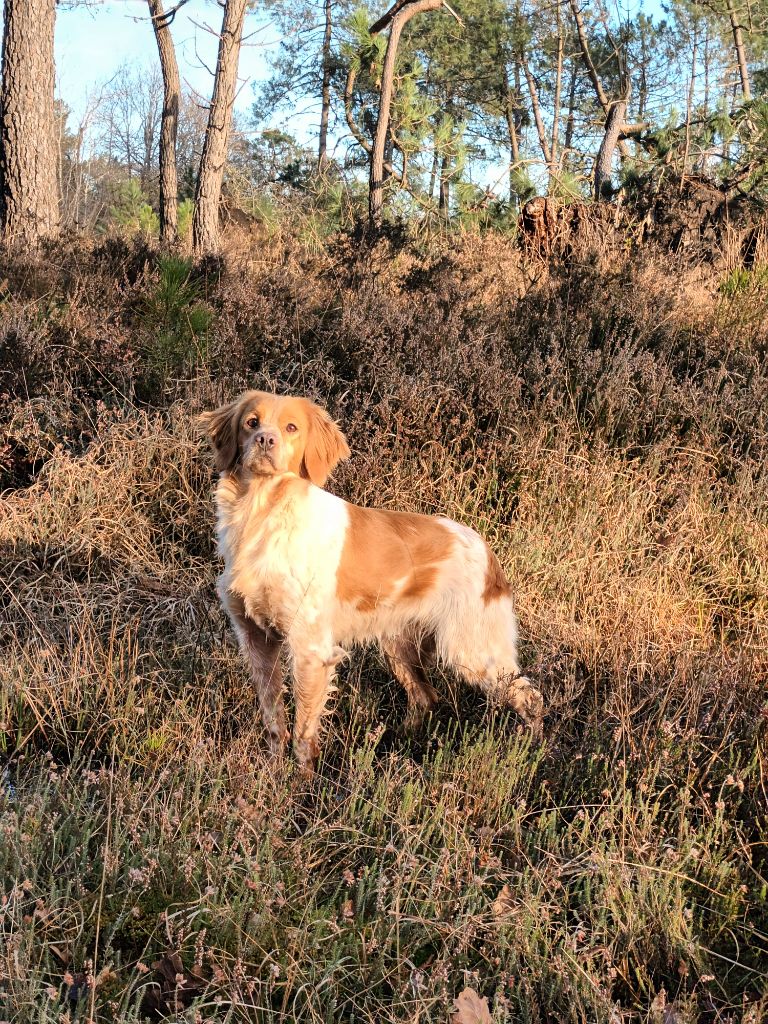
(719, 262), (768, 296)
(510, 166), (537, 205)
(549, 170), (587, 203)
(107, 180), (159, 240)
(713, 97), (735, 148)
(177, 197), (194, 242)
(139, 256), (213, 386)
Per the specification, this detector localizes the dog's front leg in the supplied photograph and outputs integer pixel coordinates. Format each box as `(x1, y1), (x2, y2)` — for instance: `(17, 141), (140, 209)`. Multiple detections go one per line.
(217, 580), (289, 754)
(289, 643), (345, 772)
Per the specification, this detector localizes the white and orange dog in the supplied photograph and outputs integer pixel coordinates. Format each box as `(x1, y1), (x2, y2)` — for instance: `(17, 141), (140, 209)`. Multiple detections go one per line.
(200, 391), (543, 770)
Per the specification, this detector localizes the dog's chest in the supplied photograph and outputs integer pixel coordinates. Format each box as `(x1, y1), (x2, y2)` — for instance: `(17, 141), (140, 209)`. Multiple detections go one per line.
(215, 475), (348, 630)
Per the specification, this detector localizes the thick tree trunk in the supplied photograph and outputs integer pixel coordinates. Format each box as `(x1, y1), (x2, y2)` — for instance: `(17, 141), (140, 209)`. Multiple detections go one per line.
(318, 0), (333, 169)
(193, 0), (248, 257)
(594, 97), (627, 200)
(148, 0), (181, 244)
(567, 0), (633, 171)
(0, 0), (60, 244)
(725, 0), (752, 101)
(504, 88), (520, 165)
(368, 0), (444, 228)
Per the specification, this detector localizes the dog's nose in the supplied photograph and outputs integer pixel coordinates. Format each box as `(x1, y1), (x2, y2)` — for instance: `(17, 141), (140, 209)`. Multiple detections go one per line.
(255, 428), (279, 451)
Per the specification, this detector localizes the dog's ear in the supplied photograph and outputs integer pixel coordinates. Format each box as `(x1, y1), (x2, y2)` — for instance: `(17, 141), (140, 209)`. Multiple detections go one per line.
(300, 402), (350, 486)
(197, 397), (245, 473)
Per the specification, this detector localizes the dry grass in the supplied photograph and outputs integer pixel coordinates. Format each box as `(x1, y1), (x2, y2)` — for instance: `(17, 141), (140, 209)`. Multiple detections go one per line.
(1, 229), (767, 1023)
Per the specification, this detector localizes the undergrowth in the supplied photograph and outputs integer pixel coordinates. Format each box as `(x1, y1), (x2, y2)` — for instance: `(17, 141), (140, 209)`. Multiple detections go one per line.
(0, 227), (766, 1023)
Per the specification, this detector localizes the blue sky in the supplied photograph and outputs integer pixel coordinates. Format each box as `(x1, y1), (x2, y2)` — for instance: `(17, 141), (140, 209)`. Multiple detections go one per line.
(55, 1), (274, 120)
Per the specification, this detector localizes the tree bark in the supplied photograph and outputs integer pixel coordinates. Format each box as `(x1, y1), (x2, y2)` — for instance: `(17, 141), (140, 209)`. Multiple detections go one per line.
(318, 0), (333, 169)
(438, 153), (450, 219)
(725, 0), (752, 101)
(563, 58), (577, 162)
(594, 96), (627, 200)
(428, 147), (439, 199)
(148, 0), (181, 244)
(681, 30), (698, 180)
(566, 0), (636, 175)
(550, 6), (564, 171)
(193, 0), (248, 257)
(567, 0), (609, 112)
(504, 64), (523, 202)
(368, 0), (445, 228)
(504, 85), (520, 165)
(0, 0), (60, 244)
(520, 52), (552, 168)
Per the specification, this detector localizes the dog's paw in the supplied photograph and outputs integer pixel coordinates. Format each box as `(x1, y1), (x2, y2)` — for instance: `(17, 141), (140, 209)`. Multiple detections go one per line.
(508, 676), (545, 738)
(294, 734), (321, 774)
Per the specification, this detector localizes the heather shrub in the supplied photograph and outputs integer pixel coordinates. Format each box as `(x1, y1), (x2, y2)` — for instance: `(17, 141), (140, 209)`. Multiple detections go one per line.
(1, 226), (766, 1023)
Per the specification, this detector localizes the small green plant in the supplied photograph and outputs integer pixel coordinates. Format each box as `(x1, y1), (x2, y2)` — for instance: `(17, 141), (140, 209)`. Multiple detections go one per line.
(139, 256), (213, 386)
(107, 179), (159, 240)
(720, 262), (768, 296)
(177, 197), (194, 243)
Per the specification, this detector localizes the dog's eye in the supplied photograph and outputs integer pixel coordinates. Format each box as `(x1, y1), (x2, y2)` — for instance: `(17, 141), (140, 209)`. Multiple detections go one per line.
(246, 417), (259, 429)
(285, 423), (298, 433)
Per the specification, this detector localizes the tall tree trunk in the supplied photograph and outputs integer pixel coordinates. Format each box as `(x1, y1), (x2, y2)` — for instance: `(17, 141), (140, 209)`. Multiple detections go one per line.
(563, 59), (577, 163)
(504, 64), (523, 201)
(638, 28), (648, 121)
(368, 0), (445, 228)
(318, 0), (333, 169)
(594, 96), (627, 200)
(504, 86), (520, 201)
(520, 52), (552, 168)
(702, 26), (711, 173)
(550, 6), (564, 173)
(567, 0), (609, 112)
(504, 64), (521, 160)
(725, 0), (752, 101)
(567, 0), (634, 171)
(438, 154), (450, 220)
(193, 0), (248, 257)
(0, 0), (60, 244)
(682, 30), (698, 180)
(428, 147), (439, 200)
(148, 0), (181, 244)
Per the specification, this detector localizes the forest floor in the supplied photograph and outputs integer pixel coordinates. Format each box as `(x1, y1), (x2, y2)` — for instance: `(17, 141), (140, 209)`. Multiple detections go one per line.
(1, 222), (767, 1023)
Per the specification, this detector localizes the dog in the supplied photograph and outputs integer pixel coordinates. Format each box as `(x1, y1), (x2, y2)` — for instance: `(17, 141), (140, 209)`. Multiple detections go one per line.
(199, 391), (543, 770)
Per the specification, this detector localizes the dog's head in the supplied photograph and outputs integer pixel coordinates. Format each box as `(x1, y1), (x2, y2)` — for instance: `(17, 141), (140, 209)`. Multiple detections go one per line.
(198, 390), (350, 486)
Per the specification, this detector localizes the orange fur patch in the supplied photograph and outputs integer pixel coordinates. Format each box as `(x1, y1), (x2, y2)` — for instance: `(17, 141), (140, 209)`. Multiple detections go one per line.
(482, 546), (512, 604)
(337, 505), (454, 611)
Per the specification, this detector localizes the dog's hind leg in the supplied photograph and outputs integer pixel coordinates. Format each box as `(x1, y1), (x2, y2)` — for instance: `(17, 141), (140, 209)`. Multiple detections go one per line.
(380, 633), (439, 731)
(437, 595), (544, 737)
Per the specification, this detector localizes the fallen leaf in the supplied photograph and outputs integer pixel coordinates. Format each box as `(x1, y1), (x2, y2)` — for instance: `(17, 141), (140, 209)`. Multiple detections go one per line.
(451, 987), (493, 1024)
(492, 884), (513, 918)
(139, 952), (207, 1020)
